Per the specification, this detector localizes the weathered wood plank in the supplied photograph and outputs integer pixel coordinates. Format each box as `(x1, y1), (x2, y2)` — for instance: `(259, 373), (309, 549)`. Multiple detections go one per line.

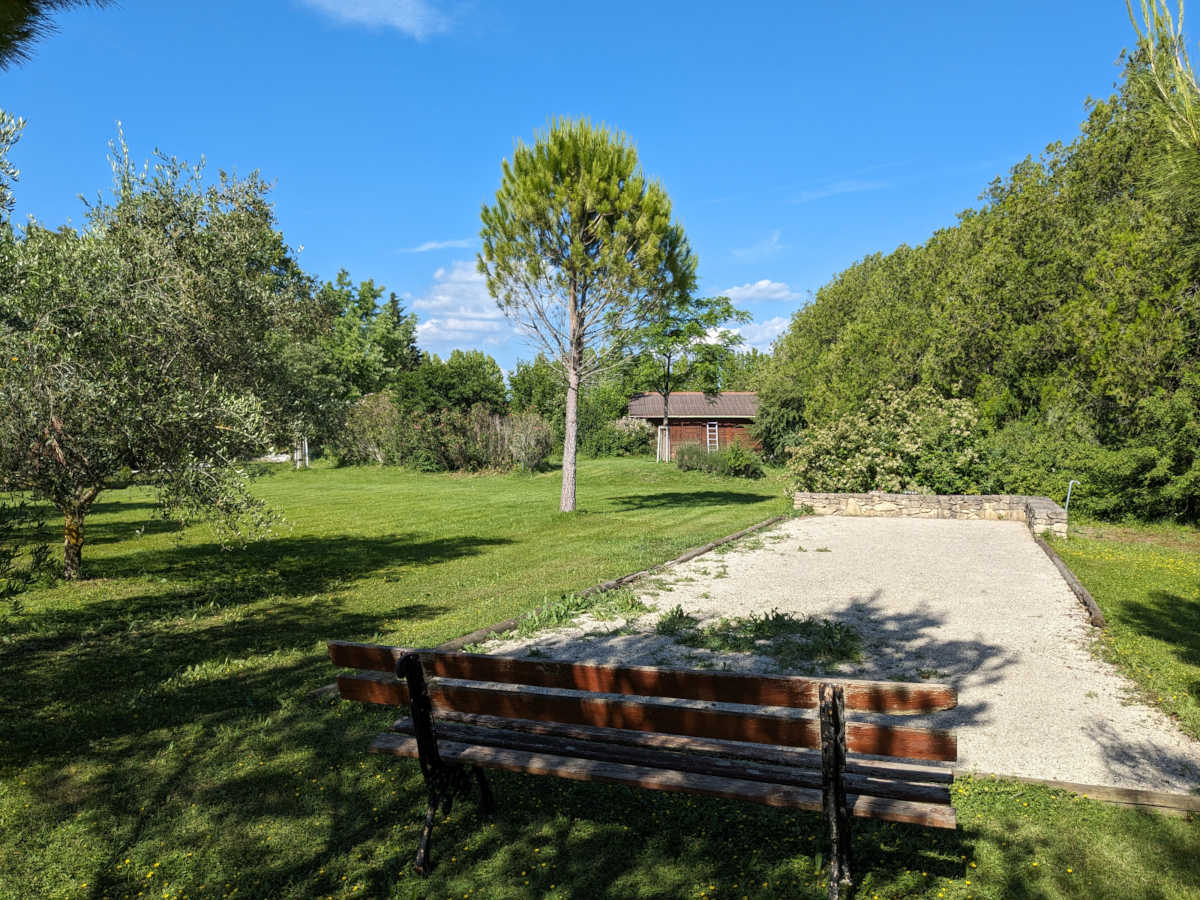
(369, 733), (957, 829)
(437, 679), (955, 762)
(388, 717), (952, 805)
(419, 711), (956, 783)
(328, 642), (957, 714)
(335, 671), (957, 762)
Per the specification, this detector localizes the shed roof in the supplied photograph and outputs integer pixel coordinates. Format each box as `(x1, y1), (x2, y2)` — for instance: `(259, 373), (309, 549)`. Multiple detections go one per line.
(626, 391), (759, 420)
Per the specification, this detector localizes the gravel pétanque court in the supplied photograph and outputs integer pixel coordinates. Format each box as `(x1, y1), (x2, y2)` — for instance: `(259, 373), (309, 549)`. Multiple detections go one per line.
(482, 516), (1200, 793)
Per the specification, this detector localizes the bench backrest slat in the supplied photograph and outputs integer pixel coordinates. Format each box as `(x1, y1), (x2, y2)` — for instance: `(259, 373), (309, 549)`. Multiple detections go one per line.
(328, 641), (956, 715)
(335, 671), (958, 762)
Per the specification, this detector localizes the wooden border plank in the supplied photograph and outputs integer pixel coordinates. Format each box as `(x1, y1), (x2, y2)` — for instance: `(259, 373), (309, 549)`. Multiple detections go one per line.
(1032, 536), (1105, 628)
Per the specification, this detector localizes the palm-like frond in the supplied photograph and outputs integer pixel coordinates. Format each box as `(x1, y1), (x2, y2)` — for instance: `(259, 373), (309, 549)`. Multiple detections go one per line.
(1128, 1), (1200, 212)
(0, 0), (113, 70)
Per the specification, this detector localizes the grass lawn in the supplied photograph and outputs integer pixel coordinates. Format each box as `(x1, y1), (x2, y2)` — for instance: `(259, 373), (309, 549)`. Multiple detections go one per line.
(1, 460), (1198, 899)
(1052, 520), (1200, 743)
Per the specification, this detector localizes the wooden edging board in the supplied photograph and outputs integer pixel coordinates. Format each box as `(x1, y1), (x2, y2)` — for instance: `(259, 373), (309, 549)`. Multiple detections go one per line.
(961, 771), (1199, 818)
(1031, 535), (1106, 628)
(436, 513), (789, 652)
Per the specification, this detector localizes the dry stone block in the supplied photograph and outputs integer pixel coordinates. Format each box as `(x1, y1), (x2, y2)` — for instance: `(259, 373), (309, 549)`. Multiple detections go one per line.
(793, 490), (1068, 537)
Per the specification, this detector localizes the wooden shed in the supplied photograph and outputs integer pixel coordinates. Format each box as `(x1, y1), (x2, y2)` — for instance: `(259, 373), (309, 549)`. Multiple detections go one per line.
(626, 391), (760, 461)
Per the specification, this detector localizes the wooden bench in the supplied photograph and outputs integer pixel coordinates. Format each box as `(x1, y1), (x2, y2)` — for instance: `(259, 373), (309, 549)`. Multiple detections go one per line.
(329, 640), (959, 897)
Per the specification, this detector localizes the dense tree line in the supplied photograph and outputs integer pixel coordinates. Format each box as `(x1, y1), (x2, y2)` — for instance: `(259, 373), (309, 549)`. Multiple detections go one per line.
(758, 53), (1200, 520)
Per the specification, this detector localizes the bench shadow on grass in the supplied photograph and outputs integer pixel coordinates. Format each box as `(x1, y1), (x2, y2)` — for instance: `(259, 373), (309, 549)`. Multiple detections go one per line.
(171, 717), (1200, 900)
(14, 572), (1196, 898)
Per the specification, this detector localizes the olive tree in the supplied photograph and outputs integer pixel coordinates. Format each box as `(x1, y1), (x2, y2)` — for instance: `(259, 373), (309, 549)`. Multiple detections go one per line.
(0, 139), (327, 578)
(478, 118), (687, 511)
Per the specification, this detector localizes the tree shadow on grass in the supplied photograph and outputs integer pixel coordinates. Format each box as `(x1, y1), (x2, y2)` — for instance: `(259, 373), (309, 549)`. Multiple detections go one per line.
(608, 490), (776, 511)
(1122, 589), (1200, 671)
(39, 532), (513, 621)
(9, 598), (1200, 899)
(0, 595), (441, 769)
(103, 734), (1199, 900)
(0, 530), (510, 772)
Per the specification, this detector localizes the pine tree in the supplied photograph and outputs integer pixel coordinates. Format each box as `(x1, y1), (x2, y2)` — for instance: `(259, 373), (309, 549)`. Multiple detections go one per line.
(478, 118), (684, 511)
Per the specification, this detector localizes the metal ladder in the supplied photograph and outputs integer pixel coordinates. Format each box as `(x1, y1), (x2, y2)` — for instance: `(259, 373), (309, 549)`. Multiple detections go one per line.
(706, 421), (719, 453)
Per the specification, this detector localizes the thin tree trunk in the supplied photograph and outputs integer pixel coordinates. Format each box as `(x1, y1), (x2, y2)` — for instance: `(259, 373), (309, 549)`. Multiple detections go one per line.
(658, 358), (672, 462)
(62, 507), (85, 580)
(561, 280), (582, 512)
(561, 368), (579, 512)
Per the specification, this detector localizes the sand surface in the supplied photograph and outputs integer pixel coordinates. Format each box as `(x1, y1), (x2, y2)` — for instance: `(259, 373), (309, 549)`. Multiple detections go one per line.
(481, 516), (1200, 793)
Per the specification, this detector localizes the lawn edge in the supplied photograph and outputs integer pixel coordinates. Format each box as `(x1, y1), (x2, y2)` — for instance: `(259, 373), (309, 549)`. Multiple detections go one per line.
(435, 513), (789, 651)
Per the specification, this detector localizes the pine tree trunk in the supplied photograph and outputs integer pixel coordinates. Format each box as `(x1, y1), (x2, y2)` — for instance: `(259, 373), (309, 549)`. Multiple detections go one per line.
(561, 369), (579, 512)
(63, 507), (85, 580)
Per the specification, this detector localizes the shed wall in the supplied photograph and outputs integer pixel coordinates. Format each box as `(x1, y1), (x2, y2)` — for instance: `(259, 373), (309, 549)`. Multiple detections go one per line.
(666, 419), (759, 456)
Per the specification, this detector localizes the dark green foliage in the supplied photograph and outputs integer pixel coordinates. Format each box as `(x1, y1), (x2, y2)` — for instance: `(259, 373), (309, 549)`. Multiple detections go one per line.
(508, 354), (565, 424)
(396, 349), (507, 415)
(654, 604), (699, 636)
(319, 272), (420, 404)
(675, 443), (765, 479)
(580, 417), (654, 457)
(760, 56), (1200, 519)
(512, 351), (653, 457)
(630, 279), (750, 427)
(715, 348), (772, 391)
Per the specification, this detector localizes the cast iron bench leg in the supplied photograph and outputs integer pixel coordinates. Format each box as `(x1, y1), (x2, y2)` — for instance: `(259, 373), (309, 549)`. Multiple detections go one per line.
(414, 790), (441, 875)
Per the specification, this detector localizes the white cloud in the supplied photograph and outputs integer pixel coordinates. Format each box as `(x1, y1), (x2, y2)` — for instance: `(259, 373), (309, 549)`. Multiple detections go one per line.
(412, 261), (514, 350)
(795, 178), (889, 204)
(731, 316), (790, 351)
(731, 229), (784, 262)
(402, 237), (473, 253)
(723, 279), (803, 303)
(298, 0), (450, 39)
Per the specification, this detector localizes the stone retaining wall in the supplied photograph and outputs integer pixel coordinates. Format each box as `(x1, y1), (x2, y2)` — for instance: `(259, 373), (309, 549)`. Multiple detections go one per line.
(793, 491), (1068, 538)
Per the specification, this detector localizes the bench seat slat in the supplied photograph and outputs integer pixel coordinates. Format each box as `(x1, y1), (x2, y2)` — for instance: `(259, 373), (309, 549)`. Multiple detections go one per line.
(390, 717), (952, 806)
(369, 733), (957, 829)
(336, 671), (958, 763)
(420, 711), (956, 784)
(329, 641), (957, 714)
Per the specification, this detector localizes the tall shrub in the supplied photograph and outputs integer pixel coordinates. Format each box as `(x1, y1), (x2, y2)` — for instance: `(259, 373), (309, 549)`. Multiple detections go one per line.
(786, 386), (983, 494)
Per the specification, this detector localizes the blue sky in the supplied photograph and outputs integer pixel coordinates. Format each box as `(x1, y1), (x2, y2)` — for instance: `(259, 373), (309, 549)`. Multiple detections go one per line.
(4, 0), (1141, 370)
